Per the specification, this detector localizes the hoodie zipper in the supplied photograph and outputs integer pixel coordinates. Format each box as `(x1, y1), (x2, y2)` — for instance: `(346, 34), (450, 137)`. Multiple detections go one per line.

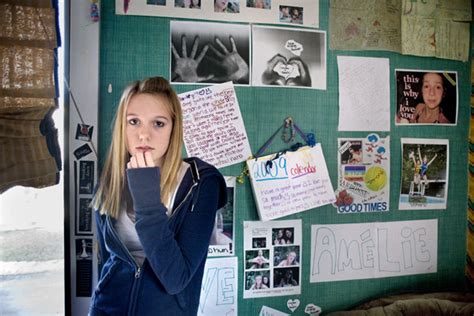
(106, 216), (142, 277)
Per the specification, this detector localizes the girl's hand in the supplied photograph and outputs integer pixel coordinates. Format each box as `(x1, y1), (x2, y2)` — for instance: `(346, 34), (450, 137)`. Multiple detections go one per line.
(127, 152), (155, 169)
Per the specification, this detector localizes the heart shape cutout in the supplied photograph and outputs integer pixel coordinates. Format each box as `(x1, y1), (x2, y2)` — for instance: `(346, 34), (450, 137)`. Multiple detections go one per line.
(287, 299), (300, 313)
(273, 61), (300, 80)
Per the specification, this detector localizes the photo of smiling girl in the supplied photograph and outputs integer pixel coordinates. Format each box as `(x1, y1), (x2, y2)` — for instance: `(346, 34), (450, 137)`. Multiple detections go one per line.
(395, 69), (457, 125)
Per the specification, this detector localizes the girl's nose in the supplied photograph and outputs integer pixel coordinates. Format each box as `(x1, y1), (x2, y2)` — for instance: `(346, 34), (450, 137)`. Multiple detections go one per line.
(138, 125), (151, 141)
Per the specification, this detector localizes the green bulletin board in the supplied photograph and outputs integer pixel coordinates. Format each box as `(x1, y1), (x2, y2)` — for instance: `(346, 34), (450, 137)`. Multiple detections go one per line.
(98, 1), (471, 313)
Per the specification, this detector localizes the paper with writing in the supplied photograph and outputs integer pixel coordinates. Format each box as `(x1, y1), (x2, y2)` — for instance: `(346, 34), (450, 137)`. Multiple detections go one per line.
(179, 82), (251, 169)
(310, 219), (438, 282)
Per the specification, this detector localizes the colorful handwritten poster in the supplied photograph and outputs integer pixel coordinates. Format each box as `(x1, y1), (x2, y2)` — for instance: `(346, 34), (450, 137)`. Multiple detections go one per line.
(247, 145), (335, 221)
(310, 219), (438, 283)
(243, 220), (302, 299)
(208, 176), (235, 257)
(198, 257), (238, 316)
(399, 138), (449, 210)
(178, 82), (252, 169)
(335, 134), (390, 214)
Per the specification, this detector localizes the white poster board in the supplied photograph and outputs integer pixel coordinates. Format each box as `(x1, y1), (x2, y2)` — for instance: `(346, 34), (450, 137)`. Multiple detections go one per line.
(247, 145), (335, 221)
(178, 82), (251, 169)
(310, 219), (438, 283)
(198, 257), (238, 316)
(243, 220), (302, 299)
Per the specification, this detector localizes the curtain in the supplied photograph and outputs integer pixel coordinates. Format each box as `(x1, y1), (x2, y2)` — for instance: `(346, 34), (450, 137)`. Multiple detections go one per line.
(0, 0), (61, 193)
(468, 58), (474, 288)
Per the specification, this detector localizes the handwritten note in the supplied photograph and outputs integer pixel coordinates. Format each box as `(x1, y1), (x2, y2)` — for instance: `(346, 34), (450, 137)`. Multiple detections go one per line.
(198, 257), (238, 316)
(310, 219), (438, 283)
(247, 145), (335, 221)
(179, 82), (251, 169)
(337, 56), (390, 131)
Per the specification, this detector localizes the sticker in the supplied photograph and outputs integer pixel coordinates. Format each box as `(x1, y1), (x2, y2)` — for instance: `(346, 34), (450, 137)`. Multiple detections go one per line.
(75, 123), (94, 142)
(287, 299), (300, 312)
(74, 143), (93, 160)
(304, 304), (321, 316)
(79, 161), (94, 194)
(75, 238), (93, 297)
(76, 198), (93, 235)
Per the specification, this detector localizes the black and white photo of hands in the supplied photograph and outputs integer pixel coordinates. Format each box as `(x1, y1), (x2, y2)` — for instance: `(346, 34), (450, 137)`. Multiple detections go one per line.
(171, 34), (249, 84)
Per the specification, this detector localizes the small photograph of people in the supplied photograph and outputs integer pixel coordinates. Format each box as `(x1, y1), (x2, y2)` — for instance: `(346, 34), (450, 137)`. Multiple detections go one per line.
(214, 0), (240, 13)
(399, 139), (448, 210)
(246, 249), (270, 269)
(247, 0), (271, 9)
(252, 237), (267, 249)
(272, 227), (294, 245)
(175, 0), (200, 8)
(279, 5), (303, 24)
(147, 0), (166, 5)
(273, 267), (299, 287)
(395, 69), (457, 125)
(245, 270), (270, 290)
(274, 246), (299, 267)
(340, 140), (363, 165)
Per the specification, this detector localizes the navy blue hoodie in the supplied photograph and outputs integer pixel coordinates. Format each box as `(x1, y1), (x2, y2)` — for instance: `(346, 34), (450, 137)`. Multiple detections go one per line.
(89, 158), (227, 315)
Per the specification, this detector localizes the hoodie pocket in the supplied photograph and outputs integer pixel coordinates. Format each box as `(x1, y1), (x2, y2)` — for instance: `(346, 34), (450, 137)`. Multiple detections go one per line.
(95, 260), (119, 293)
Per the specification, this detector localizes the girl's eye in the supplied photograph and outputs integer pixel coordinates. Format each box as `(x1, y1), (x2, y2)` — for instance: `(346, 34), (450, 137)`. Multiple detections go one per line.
(128, 118), (139, 126)
(154, 121), (165, 128)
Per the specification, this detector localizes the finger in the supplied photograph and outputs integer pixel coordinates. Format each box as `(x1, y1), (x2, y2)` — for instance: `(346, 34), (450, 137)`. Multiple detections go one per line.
(215, 37), (229, 54)
(129, 156), (138, 169)
(209, 44), (224, 59)
(136, 152), (147, 168)
(197, 74), (215, 82)
(195, 44), (209, 64)
(171, 42), (180, 59)
(181, 35), (188, 58)
(190, 36), (199, 59)
(144, 151), (155, 167)
(229, 36), (237, 52)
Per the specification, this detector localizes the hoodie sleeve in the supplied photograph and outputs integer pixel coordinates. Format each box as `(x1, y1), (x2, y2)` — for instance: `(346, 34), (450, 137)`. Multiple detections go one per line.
(126, 166), (225, 295)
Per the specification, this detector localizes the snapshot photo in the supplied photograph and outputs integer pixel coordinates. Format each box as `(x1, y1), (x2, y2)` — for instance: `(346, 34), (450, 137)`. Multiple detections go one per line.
(252, 25), (326, 89)
(399, 138), (449, 210)
(395, 69), (458, 125)
(171, 20), (250, 85)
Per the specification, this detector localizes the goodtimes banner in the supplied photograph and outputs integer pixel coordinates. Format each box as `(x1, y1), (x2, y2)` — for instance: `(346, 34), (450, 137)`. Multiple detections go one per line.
(246, 145), (335, 221)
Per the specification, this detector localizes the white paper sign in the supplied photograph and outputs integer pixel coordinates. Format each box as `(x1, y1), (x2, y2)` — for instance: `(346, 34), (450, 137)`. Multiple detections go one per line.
(179, 82), (252, 169)
(198, 257), (238, 316)
(260, 306), (290, 316)
(337, 56), (390, 131)
(243, 220), (302, 299)
(310, 219), (438, 283)
(247, 145), (336, 221)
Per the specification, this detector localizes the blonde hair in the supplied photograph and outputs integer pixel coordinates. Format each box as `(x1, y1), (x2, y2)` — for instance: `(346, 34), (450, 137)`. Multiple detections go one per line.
(92, 77), (183, 218)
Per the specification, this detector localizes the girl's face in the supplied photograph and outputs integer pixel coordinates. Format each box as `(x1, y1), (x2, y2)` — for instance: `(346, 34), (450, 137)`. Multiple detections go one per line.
(285, 230), (292, 238)
(422, 73), (444, 110)
(288, 251), (296, 262)
(192, 0), (199, 5)
(215, 0), (228, 11)
(278, 230), (283, 238)
(126, 93), (173, 168)
(263, 276), (269, 284)
(255, 275), (262, 285)
(258, 249), (263, 256)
